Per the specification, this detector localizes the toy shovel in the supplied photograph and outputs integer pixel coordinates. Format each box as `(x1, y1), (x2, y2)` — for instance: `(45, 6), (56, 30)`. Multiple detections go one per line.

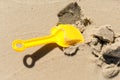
(12, 24), (84, 52)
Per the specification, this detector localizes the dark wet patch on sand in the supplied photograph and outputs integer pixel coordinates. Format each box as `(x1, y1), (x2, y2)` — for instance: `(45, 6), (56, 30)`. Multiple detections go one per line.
(57, 2), (92, 31)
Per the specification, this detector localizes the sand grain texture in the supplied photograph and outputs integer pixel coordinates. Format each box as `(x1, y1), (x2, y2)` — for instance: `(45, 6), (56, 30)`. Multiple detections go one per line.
(0, 0), (120, 80)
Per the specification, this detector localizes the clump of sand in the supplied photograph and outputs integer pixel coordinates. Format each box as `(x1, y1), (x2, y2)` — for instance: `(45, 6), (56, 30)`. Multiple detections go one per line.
(84, 25), (120, 78)
(57, 2), (120, 78)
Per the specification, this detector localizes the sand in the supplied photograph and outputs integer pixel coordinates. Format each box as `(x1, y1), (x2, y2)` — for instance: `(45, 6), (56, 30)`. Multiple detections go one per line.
(0, 0), (120, 80)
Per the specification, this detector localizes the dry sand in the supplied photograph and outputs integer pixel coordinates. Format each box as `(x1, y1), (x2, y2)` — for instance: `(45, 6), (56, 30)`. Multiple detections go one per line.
(0, 0), (120, 80)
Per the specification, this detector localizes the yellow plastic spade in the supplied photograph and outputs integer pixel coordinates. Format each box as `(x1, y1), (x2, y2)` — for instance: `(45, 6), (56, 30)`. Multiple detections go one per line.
(12, 24), (84, 52)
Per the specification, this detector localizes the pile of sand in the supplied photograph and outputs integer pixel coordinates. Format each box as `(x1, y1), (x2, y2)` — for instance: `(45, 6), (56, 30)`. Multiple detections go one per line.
(58, 2), (120, 78)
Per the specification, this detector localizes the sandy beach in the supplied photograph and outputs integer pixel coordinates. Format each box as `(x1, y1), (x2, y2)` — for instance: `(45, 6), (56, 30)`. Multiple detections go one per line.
(0, 0), (120, 80)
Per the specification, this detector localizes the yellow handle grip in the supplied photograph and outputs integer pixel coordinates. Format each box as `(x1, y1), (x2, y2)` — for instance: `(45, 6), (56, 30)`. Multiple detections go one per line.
(12, 35), (55, 52)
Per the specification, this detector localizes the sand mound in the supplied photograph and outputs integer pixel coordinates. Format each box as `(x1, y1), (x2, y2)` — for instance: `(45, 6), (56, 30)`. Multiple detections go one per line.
(57, 2), (120, 78)
(83, 25), (120, 78)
